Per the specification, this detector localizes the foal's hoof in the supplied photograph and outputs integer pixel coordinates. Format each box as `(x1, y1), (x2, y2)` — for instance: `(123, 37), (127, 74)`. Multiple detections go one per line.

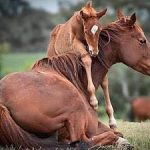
(109, 119), (117, 130)
(110, 124), (117, 130)
(90, 102), (98, 111)
(90, 98), (98, 111)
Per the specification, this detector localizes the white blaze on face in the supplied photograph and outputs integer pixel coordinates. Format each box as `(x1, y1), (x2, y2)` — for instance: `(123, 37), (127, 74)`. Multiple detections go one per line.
(91, 25), (98, 35)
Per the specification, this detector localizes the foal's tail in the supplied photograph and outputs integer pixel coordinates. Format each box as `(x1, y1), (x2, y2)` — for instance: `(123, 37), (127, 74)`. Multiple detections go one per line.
(0, 104), (89, 149)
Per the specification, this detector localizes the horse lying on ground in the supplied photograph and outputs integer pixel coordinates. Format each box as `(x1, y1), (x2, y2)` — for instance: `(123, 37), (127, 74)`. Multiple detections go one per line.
(129, 97), (150, 122)
(47, 1), (107, 110)
(0, 10), (150, 149)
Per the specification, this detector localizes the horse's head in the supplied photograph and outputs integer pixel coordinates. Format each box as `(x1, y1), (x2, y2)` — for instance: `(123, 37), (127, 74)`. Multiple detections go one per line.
(110, 10), (150, 75)
(80, 1), (107, 57)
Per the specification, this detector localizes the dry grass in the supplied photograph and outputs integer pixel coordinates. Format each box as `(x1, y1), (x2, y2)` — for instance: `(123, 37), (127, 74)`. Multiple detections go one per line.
(117, 121), (150, 150)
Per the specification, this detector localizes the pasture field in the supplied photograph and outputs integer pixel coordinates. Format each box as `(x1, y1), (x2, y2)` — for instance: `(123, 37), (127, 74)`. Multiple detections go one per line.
(1, 52), (45, 76)
(0, 121), (149, 150)
(117, 121), (150, 150)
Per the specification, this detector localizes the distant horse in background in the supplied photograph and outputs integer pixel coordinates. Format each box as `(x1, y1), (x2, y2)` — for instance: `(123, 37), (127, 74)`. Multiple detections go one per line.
(128, 97), (150, 122)
(47, 1), (107, 110)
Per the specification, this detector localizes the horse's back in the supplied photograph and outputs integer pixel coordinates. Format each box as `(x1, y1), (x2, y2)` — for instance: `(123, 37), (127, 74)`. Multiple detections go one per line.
(47, 17), (76, 57)
(0, 71), (86, 133)
(132, 97), (150, 121)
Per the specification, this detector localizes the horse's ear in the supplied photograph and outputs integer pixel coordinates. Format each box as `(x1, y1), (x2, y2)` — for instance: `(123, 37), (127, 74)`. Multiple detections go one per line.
(80, 10), (89, 20)
(117, 9), (124, 20)
(96, 8), (107, 19)
(85, 1), (92, 8)
(128, 13), (136, 26)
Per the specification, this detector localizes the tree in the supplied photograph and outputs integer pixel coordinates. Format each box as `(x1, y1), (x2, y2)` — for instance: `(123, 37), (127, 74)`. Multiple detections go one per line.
(0, 0), (30, 16)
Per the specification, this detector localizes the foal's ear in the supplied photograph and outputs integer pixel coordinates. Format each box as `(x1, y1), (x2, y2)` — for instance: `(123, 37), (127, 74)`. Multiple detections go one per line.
(85, 1), (92, 8)
(80, 11), (89, 20)
(117, 9), (124, 20)
(96, 8), (107, 19)
(128, 13), (136, 26)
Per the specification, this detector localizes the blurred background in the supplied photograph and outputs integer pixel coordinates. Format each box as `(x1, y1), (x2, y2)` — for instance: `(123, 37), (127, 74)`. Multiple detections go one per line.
(0, 0), (150, 120)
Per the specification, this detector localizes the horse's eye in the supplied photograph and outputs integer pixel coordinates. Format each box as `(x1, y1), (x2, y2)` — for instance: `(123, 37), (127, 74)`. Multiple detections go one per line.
(139, 37), (146, 45)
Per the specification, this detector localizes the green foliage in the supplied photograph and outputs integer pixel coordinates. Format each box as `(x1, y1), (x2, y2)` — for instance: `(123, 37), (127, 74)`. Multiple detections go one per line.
(0, 0), (30, 16)
(1, 52), (44, 76)
(0, 42), (11, 77)
(0, 42), (11, 53)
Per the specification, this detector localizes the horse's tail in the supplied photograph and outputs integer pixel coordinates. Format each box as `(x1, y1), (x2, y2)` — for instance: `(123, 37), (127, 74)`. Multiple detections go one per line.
(127, 101), (135, 122)
(0, 104), (47, 148)
(0, 104), (89, 149)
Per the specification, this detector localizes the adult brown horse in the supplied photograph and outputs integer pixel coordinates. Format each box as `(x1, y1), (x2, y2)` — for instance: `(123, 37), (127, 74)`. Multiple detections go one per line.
(129, 97), (150, 122)
(0, 10), (150, 149)
(47, 1), (107, 110)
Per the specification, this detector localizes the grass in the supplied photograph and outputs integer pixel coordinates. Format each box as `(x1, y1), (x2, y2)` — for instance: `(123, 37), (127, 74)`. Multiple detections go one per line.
(1, 52), (45, 76)
(99, 120), (150, 150)
(117, 121), (150, 150)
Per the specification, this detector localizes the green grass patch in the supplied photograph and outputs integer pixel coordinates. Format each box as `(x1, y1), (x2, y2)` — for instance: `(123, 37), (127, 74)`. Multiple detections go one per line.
(1, 52), (45, 76)
(117, 121), (150, 150)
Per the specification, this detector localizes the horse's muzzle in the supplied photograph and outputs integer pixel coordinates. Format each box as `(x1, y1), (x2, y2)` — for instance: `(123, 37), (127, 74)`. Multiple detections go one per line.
(89, 50), (99, 57)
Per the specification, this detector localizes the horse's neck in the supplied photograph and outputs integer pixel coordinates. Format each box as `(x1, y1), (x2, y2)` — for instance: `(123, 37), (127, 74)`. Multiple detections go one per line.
(91, 42), (119, 90)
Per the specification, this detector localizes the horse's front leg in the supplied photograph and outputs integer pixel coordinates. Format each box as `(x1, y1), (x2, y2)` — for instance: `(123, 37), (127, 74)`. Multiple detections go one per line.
(101, 75), (117, 129)
(89, 132), (132, 149)
(82, 54), (98, 110)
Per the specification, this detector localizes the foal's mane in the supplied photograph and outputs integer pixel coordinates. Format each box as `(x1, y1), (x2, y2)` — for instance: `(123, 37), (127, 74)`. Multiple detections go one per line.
(32, 53), (86, 94)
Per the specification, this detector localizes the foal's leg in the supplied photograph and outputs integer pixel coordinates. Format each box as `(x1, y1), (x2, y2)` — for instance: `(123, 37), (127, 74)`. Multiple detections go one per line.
(73, 39), (98, 110)
(101, 75), (117, 129)
(82, 55), (98, 110)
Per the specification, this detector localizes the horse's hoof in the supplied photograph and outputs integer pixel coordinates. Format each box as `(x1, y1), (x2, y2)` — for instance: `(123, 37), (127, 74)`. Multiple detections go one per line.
(93, 105), (98, 111)
(115, 137), (134, 150)
(90, 98), (98, 111)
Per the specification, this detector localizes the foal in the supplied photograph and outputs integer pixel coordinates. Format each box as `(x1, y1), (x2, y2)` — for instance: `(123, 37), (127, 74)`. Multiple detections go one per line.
(47, 1), (107, 110)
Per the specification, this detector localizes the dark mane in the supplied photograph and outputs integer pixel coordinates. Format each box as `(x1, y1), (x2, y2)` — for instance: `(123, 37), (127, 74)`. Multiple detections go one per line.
(32, 53), (87, 94)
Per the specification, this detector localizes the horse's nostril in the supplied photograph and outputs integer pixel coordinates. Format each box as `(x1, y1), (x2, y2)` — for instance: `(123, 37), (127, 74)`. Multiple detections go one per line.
(89, 50), (93, 56)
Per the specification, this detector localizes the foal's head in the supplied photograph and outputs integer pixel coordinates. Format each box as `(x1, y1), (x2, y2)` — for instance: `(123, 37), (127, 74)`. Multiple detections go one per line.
(80, 1), (107, 57)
